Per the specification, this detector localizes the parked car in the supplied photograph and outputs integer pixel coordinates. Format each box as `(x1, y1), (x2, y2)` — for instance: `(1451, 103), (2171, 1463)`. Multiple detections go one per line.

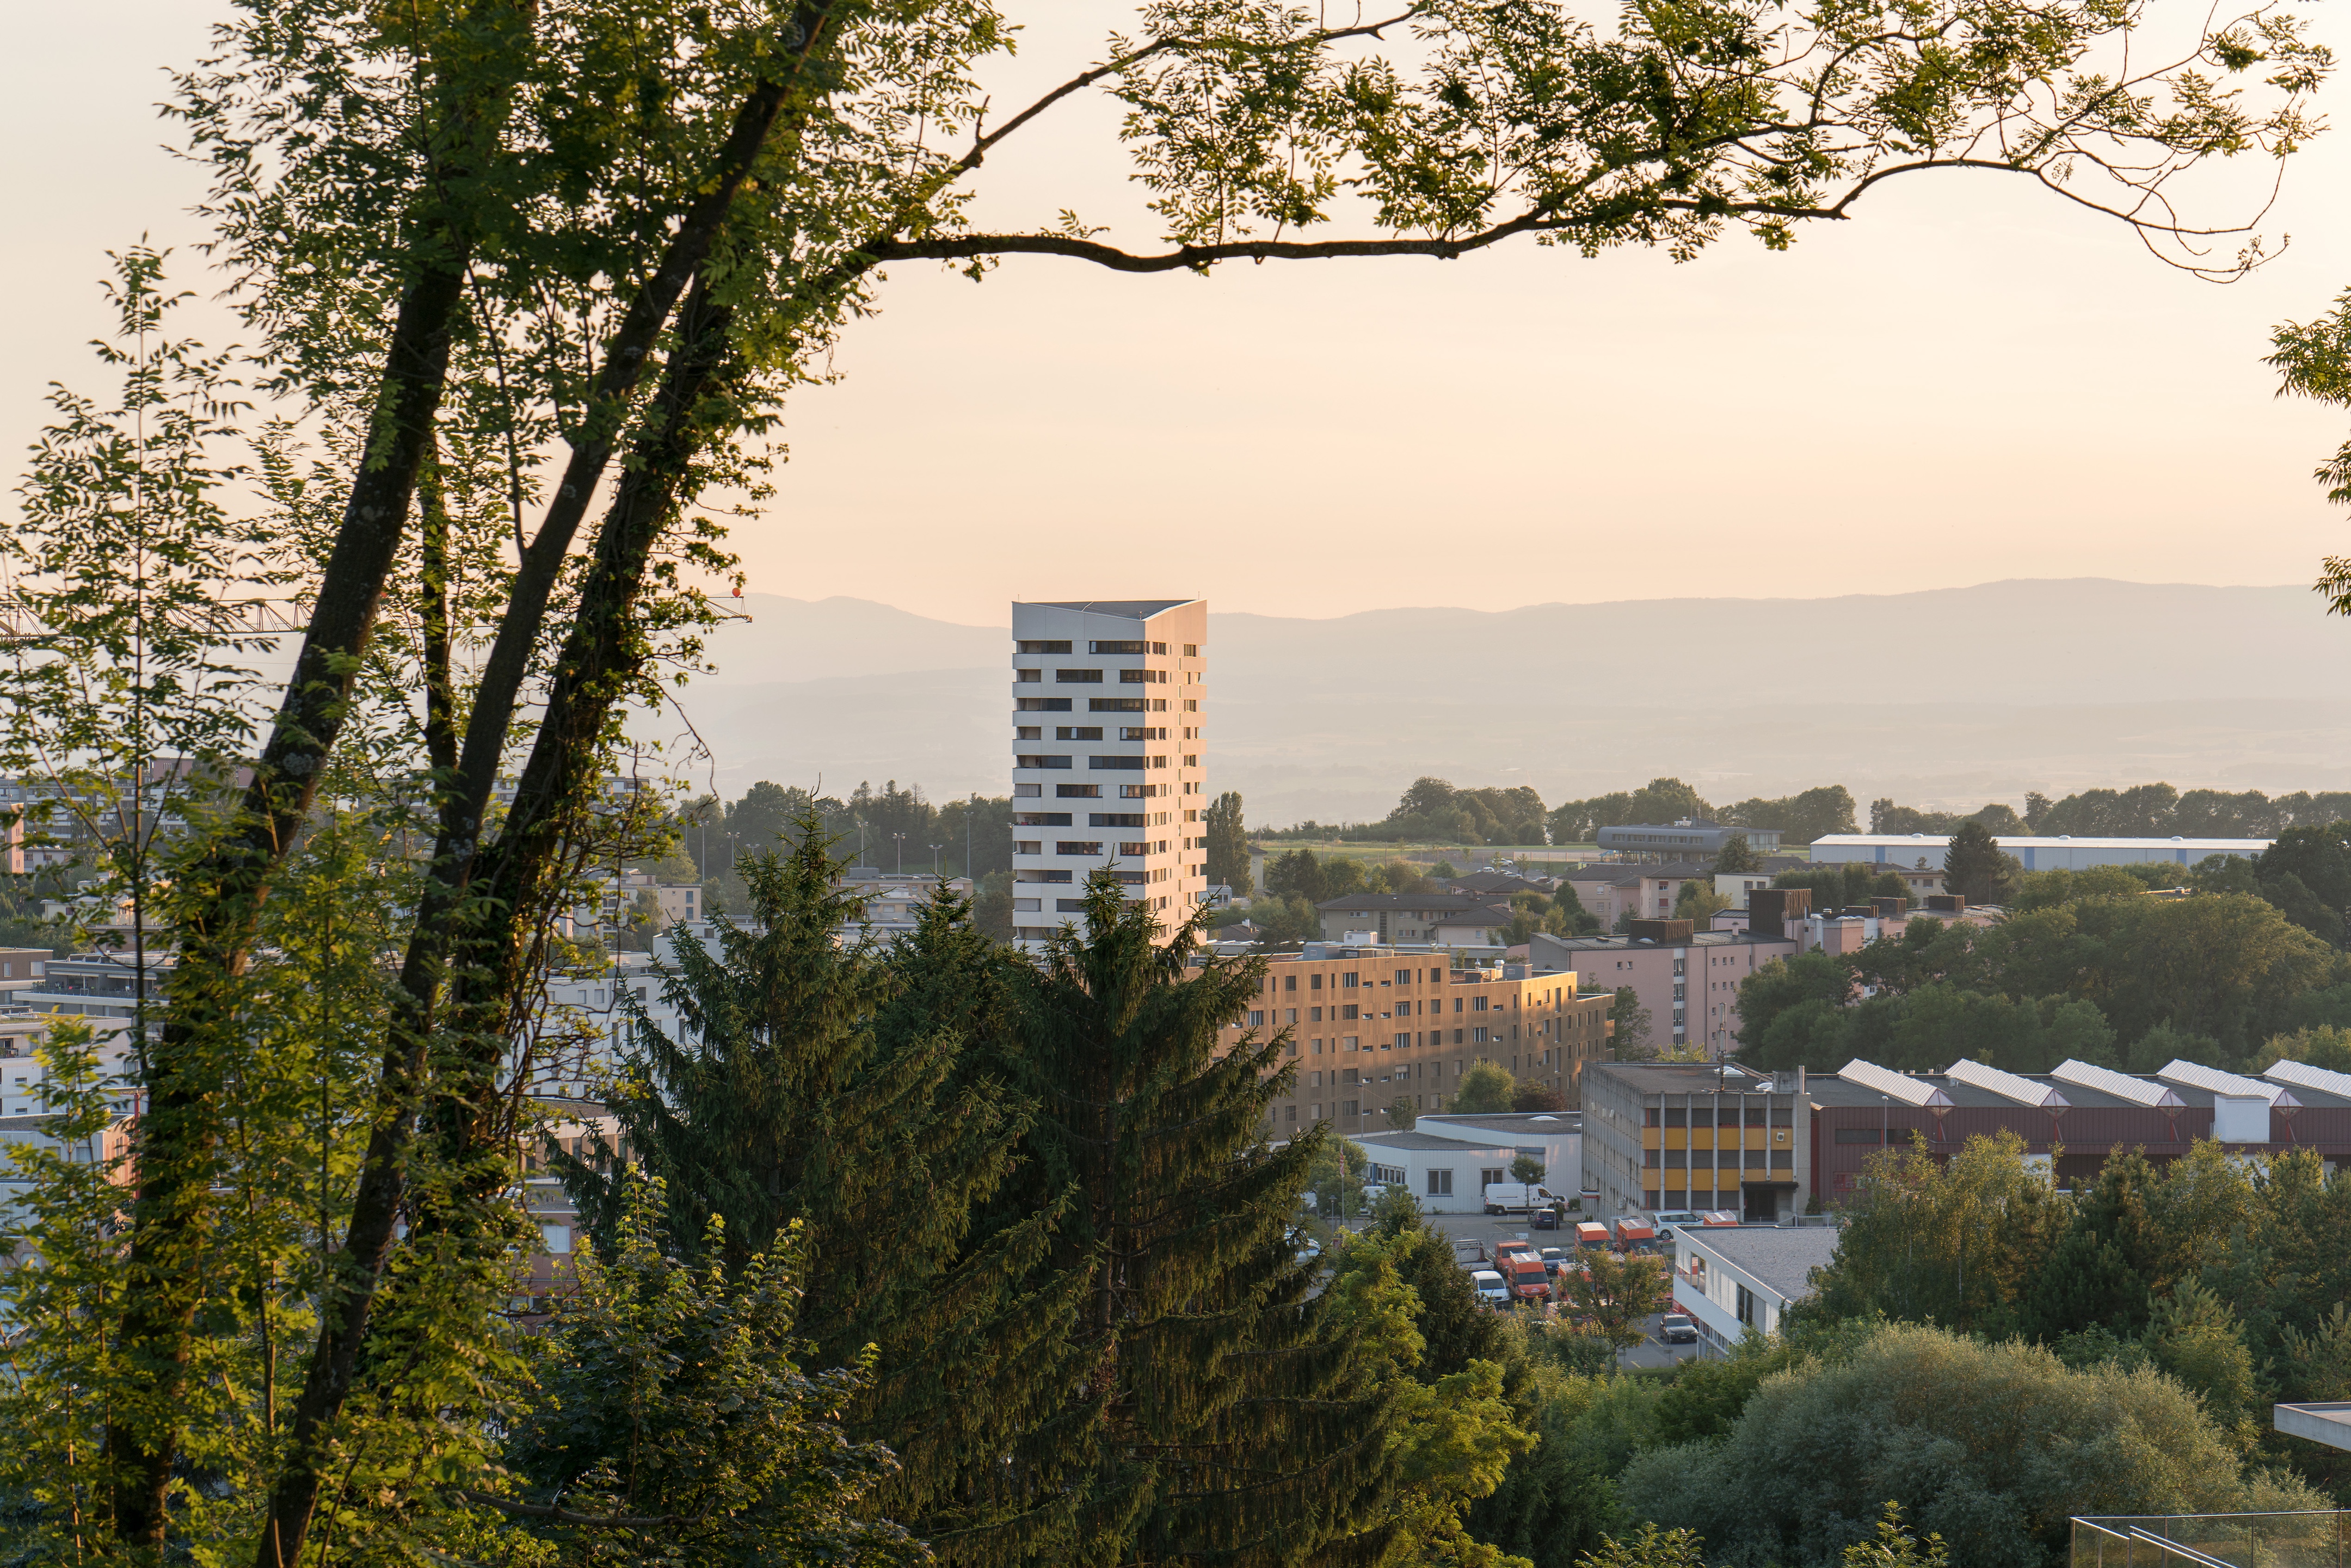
(1494, 1239), (1537, 1265)
(1532, 1207), (1560, 1230)
(1470, 1269), (1510, 1307)
(1659, 1312), (1699, 1344)
(1538, 1246), (1569, 1277)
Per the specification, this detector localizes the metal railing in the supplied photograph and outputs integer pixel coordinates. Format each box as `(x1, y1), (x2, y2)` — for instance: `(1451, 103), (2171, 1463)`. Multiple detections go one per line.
(2072, 1513), (2350, 1567)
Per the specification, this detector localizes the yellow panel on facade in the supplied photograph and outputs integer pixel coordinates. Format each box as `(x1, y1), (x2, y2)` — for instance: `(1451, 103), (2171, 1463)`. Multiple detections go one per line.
(1664, 1128), (1687, 1149)
(1641, 1128), (1661, 1150)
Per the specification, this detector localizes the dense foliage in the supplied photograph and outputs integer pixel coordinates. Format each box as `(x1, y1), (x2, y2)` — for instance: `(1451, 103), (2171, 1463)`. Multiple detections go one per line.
(1737, 885), (2351, 1072)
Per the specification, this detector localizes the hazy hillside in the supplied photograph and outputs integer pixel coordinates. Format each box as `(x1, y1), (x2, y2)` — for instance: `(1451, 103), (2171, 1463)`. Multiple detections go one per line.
(648, 582), (2351, 824)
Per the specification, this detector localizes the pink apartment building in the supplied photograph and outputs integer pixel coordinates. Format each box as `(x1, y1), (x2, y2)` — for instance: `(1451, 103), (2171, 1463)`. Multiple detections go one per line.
(1529, 915), (1799, 1058)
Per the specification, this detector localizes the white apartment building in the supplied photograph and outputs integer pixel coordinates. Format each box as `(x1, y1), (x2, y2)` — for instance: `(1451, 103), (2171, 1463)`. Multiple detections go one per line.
(1010, 600), (1209, 947)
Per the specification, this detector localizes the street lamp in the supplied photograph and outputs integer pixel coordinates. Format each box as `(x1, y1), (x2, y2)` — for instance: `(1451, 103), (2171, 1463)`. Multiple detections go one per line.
(930, 842), (945, 877)
(893, 832), (907, 874)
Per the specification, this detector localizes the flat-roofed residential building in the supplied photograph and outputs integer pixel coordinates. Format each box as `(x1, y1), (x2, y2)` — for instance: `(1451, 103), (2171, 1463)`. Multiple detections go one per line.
(1011, 600), (1208, 948)
(1580, 1060), (1810, 1221)
(1811, 833), (2270, 872)
(1559, 862), (1714, 929)
(1530, 919), (1798, 1057)
(1312, 893), (1504, 946)
(1222, 947), (1610, 1139)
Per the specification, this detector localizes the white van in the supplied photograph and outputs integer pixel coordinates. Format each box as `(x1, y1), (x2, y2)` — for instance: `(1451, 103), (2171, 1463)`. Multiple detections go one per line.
(1482, 1182), (1559, 1215)
(1469, 1269), (1510, 1307)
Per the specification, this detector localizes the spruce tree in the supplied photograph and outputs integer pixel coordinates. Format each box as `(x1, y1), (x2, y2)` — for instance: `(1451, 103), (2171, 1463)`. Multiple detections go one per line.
(1942, 820), (2016, 905)
(968, 873), (1397, 1566)
(561, 829), (1082, 1547)
(2018, 1224), (2151, 1342)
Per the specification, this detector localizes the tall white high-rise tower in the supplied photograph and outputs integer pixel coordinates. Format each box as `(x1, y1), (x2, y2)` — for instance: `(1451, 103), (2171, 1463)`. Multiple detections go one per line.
(1010, 599), (1208, 947)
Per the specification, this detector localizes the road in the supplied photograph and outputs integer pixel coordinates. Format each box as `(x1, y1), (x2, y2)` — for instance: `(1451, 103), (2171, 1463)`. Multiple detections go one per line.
(1308, 1207), (1715, 1368)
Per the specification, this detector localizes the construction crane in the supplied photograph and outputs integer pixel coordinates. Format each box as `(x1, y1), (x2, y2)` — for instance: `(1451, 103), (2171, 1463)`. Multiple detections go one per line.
(0, 599), (310, 643)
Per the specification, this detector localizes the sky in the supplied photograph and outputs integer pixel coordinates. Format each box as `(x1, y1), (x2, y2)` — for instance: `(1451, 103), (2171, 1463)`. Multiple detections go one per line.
(8, 3), (2351, 627)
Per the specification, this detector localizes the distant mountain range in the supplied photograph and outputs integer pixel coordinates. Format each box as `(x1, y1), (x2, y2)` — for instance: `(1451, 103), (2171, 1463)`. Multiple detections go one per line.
(635, 580), (2351, 825)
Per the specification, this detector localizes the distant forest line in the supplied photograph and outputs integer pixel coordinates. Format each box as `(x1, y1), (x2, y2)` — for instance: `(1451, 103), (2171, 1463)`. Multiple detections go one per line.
(1254, 776), (2351, 849)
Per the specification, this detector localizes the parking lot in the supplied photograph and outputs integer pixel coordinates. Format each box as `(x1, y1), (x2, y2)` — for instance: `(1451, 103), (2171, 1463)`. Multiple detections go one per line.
(1381, 1207), (1712, 1369)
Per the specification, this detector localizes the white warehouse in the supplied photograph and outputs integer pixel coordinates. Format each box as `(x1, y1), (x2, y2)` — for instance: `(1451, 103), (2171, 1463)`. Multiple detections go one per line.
(1810, 833), (2270, 873)
(1353, 1129), (1531, 1214)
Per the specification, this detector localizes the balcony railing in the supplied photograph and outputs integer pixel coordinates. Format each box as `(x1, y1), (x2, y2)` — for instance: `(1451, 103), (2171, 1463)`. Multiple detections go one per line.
(2071, 1511), (2349, 1567)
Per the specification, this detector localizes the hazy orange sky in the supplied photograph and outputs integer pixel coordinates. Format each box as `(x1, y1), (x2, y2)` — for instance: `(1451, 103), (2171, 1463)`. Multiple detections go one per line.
(11, 3), (2351, 627)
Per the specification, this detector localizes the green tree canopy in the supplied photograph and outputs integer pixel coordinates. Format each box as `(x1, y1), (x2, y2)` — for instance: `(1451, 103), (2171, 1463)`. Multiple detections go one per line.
(1453, 1061), (1519, 1114)
(1619, 1324), (2325, 1567)
(1204, 789), (1253, 896)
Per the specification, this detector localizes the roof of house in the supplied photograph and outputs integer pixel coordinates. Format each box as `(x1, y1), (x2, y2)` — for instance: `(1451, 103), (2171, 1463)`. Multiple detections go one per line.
(1354, 1129), (1521, 1152)
(1562, 861), (1716, 884)
(1315, 893), (1486, 912)
(1431, 905), (1513, 928)
(1531, 930), (1796, 957)
(1418, 1112), (1584, 1135)
(1444, 872), (1553, 895)
(1677, 1224), (1842, 1303)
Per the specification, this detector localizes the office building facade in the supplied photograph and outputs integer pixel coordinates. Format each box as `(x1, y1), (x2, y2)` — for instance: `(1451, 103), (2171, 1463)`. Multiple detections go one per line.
(1011, 600), (1209, 946)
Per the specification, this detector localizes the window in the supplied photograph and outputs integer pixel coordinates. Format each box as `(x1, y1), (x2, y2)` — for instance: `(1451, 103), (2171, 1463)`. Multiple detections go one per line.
(1472, 996), (1488, 1012)
(1454, 998), (1464, 1013)
(1309, 1006), (1322, 1022)
(1737, 1283), (1758, 1326)
(1248, 1011), (1265, 1027)
(1016, 697), (1072, 712)
(1119, 726), (1161, 740)
(1018, 639), (1072, 654)
(1343, 973), (1359, 989)
(1394, 1032), (1410, 1048)
(1283, 975), (1297, 992)
(1341, 1004), (1358, 1020)
(1285, 1104), (1297, 1122)
(1089, 812), (1146, 828)
(1056, 668), (1103, 683)
(1055, 898), (1088, 912)
(1118, 668), (1161, 684)
(1056, 725), (1104, 740)
(1016, 726), (1042, 740)
(1056, 841), (1104, 855)
(1091, 639), (1147, 654)
(1090, 756), (1145, 770)
(1183, 754), (1199, 768)
(1118, 785), (1155, 798)
(1055, 784), (1101, 798)
(1016, 755), (1072, 769)
(1015, 869), (1073, 884)
(1013, 783), (1041, 798)
(1183, 643), (1199, 656)
(1117, 841), (1148, 855)
(1343, 1100), (1359, 1118)
(1014, 839), (1041, 855)
(1395, 969), (1412, 985)
(1472, 1028), (1488, 1044)
(1310, 974), (1323, 990)
(1015, 812), (1072, 826)
(1090, 696), (1146, 712)
(1481, 1168), (1504, 1188)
